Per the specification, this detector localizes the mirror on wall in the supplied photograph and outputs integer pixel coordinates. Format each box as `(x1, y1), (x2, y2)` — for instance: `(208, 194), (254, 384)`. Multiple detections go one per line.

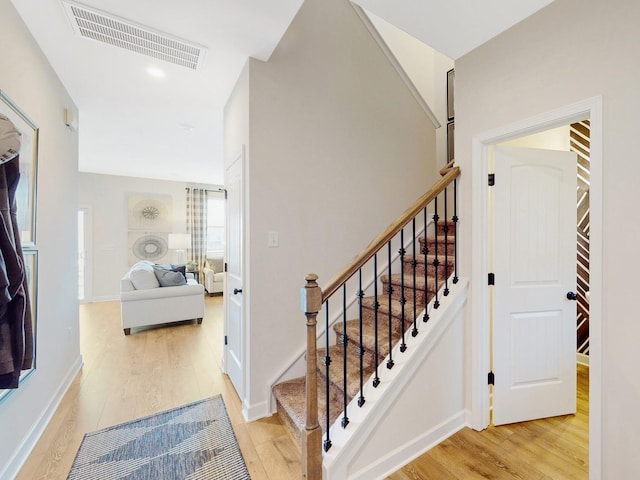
(0, 90), (39, 401)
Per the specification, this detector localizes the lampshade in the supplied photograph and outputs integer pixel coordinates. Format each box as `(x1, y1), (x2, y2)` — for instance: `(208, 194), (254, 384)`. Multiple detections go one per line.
(168, 233), (191, 250)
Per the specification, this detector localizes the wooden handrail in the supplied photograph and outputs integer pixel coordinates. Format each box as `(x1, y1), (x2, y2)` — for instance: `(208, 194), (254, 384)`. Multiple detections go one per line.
(322, 164), (460, 301)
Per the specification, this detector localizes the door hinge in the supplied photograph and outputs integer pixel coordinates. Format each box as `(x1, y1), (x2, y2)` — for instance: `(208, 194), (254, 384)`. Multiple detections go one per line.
(224, 335), (228, 346)
(224, 262), (228, 272)
(488, 173), (495, 186)
(224, 189), (228, 200)
(488, 273), (495, 285)
(488, 371), (495, 386)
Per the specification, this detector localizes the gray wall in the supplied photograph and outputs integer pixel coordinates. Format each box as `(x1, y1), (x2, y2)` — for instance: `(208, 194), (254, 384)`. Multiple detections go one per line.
(0, 1), (80, 476)
(456, 0), (639, 476)
(225, 0), (438, 418)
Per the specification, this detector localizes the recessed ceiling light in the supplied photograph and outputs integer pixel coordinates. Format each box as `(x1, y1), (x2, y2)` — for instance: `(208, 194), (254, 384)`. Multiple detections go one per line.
(147, 67), (166, 78)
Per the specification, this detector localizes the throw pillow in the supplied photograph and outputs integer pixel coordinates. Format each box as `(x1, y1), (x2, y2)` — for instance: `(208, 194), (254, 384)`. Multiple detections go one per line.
(153, 266), (187, 287)
(129, 261), (160, 290)
(155, 263), (187, 280)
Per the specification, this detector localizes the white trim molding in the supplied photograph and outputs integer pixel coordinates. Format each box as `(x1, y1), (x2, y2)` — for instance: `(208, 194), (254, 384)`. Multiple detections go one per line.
(350, 2), (441, 129)
(470, 95), (603, 480)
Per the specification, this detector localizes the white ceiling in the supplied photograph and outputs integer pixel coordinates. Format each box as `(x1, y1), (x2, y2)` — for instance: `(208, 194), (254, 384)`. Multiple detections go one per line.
(11, 0), (554, 185)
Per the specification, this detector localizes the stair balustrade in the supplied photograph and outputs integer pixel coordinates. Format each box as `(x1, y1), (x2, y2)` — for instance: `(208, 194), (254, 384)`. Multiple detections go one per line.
(297, 161), (460, 480)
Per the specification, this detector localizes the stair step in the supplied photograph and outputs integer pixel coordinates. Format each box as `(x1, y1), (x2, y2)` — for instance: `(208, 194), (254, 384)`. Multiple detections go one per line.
(317, 344), (376, 403)
(419, 235), (456, 256)
(361, 295), (426, 325)
(333, 316), (406, 365)
(433, 221), (456, 236)
(381, 273), (437, 304)
(403, 253), (454, 277)
(272, 375), (342, 448)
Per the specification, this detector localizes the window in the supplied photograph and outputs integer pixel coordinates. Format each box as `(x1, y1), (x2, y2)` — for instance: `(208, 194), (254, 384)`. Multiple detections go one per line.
(207, 192), (225, 253)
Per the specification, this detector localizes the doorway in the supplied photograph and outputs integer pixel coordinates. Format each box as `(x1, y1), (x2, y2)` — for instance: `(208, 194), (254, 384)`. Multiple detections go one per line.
(77, 206), (92, 302)
(469, 96), (603, 478)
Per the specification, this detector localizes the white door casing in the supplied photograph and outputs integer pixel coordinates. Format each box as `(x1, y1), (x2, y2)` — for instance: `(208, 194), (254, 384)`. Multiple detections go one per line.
(492, 145), (577, 425)
(225, 148), (245, 400)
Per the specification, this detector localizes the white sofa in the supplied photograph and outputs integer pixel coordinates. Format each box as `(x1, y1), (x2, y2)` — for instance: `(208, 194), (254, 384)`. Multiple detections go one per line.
(120, 261), (205, 335)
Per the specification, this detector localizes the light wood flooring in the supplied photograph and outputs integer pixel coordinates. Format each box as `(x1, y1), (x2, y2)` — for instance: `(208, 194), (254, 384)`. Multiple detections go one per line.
(16, 296), (301, 480)
(387, 364), (589, 480)
(16, 295), (588, 480)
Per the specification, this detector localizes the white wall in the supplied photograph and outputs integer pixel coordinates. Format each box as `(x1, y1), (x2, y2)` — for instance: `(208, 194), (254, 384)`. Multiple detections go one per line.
(224, 0), (438, 418)
(78, 172), (219, 301)
(365, 10), (454, 167)
(0, 1), (80, 477)
(455, 0), (639, 476)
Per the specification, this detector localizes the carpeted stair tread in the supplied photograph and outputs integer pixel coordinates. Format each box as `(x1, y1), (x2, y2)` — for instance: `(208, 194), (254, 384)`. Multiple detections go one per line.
(333, 317), (404, 363)
(272, 376), (342, 447)
(403, 253), (454, 270)
(317, 345), (376, 401)
(380, 273), (437, 293)
(361, 295), (424, 320)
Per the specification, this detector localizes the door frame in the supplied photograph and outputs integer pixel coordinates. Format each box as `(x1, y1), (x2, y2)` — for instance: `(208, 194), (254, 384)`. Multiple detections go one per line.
(223, 146), (246, 401)
(78, 205), (92, 303)
(469, 96), (603, 478)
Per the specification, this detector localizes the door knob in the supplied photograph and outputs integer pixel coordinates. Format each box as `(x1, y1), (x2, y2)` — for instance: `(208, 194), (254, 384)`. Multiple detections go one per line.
(233, 288), (243, 295)
(566, 291), (577, 301)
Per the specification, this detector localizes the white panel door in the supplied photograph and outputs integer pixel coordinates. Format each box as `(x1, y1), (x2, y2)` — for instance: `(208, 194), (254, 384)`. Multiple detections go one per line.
(492, 145), (577, 426)
(225, 149), (244, 400)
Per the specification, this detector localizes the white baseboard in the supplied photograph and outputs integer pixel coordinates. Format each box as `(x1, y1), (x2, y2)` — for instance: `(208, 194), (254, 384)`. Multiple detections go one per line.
(577, 353), (590, 366)
(243, 399), (269, 422)
(0, 355), (83, 480)
(351, 411), (467, 480)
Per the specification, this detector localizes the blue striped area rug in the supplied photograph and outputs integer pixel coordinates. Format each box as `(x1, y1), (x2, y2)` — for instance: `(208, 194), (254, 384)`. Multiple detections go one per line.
(67, 395), (250, 480)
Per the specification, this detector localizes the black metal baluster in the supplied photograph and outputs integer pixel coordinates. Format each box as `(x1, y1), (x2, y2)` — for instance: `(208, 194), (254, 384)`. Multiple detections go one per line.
(423, 206), (429, 323)
(453, 178), (459, 284)
(341, 284), (349, 428)
(399, 229), (407, 352)
(373, 254), (380, 387)
(433, 196), (440, 309)
(357, 269), (365, 407)
(411, 218), (418, 337)
(443, 187), (450, 297)
(386, 241), (394, 369)
(323, 301), (332, 451)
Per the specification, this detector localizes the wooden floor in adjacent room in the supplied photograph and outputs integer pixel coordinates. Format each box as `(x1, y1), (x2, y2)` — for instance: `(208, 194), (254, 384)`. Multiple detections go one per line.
(17, 295), (588, 480)
(387, 364), (589, 480)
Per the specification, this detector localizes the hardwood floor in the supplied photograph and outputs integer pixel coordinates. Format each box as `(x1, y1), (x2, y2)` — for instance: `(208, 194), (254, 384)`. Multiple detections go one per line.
(16, 295), (588, 480)
(387, 364), (589, 480)
(16, 295), (301, 480)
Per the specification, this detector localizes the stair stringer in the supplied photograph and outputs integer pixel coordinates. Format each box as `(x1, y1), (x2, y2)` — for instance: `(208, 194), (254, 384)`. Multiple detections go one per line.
(323, 278), (469, 480)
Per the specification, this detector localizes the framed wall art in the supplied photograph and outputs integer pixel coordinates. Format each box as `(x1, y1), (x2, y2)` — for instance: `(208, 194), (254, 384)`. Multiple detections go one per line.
(127, 193), (172, 231)
(0, 90), (39, 247)
(446, 68), (455, 121)
(447, 121), (455, 162)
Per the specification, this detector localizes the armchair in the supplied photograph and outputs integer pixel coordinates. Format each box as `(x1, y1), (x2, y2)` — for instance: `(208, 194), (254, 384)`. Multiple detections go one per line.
(203, 252), (225, 295)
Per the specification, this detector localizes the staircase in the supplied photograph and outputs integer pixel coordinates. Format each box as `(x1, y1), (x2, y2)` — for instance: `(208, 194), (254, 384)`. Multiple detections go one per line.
(272, 226), (455, 448)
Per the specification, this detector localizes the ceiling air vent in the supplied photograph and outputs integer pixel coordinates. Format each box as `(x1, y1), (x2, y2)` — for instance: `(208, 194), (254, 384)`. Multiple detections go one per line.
(61, 1), (206, 70)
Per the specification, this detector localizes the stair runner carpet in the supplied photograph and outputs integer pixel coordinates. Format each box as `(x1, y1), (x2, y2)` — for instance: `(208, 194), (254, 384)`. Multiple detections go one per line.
(272, 228), (455, 448)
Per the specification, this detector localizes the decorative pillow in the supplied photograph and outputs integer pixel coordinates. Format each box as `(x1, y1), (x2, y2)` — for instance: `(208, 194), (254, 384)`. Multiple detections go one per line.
(155, 263), (187, 280)
(129, 261), (160, 290)
(153, 266), (187, 287)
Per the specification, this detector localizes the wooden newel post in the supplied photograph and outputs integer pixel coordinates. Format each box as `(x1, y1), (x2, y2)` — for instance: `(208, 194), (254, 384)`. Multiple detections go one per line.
(301, 273), (323, 480)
